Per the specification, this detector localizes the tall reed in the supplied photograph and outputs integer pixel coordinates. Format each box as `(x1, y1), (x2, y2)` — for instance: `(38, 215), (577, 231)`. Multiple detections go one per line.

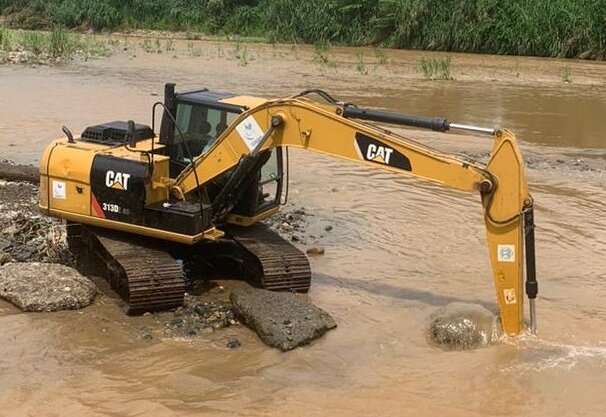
(1, 0), (605, 59)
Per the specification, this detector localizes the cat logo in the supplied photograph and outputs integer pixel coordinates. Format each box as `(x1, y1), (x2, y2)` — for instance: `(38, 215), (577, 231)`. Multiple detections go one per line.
(366, 143), (394, 165)
(354, 133), (412, 171)
(105, 171), (131, 191)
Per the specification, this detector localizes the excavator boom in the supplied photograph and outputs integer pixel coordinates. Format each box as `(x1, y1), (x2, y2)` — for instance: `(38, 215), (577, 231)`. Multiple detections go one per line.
(172, 92), (538, 336)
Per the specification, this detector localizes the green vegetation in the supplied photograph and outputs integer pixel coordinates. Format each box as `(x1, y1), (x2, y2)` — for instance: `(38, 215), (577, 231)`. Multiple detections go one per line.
(1, 0), (605, 59)
(0, 26), (110, 61)
(561, 65), (572, 83)
(374, 47), (387, 65)
(312, 41), (336, 68)
(49, 26), (70, 56)
(233, 40), (250, 66)
(356, 52), (368, 75)
(165, 38), (174, 52)
(417, 57), (452, 80)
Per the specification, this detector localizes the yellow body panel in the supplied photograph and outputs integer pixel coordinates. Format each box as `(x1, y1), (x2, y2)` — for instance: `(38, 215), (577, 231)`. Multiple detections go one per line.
(49, 208), (223, 244)
(226, 207), (280, 227)
(40, 136), (172, 213)
(145, 154), (171, 205)
(40, 139), (100, 216)
(220, 95), (268, 109)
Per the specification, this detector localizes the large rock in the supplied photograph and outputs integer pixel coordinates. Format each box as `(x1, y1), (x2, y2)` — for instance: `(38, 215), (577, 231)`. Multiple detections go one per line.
(428, 303), (501, 350)
(231, 287), (336, 351)
(0, 262), (96, 312)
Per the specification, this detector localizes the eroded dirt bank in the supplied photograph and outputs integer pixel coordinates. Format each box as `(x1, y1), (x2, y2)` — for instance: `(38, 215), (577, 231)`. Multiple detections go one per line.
(1, 39), (606, 417)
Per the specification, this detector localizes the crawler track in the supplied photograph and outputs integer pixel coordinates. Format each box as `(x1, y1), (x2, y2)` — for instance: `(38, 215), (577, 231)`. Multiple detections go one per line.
(227, 224), (311, 292)
(67, 224), (185, 313)
(66, 222), (310, 312)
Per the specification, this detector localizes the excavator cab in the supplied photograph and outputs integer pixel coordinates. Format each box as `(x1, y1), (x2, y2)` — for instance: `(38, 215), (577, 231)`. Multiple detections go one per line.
(158, 84), (286, 223)
(162, 89), (242, 177)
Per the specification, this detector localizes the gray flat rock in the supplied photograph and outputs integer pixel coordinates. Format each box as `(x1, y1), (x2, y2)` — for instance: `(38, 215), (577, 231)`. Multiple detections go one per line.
(0, 262), (96, 312)
(429, 302), (501, 350)
(231, 287), (336, 351)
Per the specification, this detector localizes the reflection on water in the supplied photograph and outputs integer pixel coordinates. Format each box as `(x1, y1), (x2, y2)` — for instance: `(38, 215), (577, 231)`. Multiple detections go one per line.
(1, 43), (606, 416)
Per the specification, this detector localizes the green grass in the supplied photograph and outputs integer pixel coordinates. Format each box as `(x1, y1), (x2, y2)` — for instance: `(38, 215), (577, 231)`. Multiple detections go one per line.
(561, 66), (572, 83)
(21, 30), (44, 54)
(374, 47), (387, 65)
(356, 52), (368, 75)
(141, 38), (154, 53)
(187, 40), (202, 57)
(233, 41), (250, 66)
(0, 26), (12, 51)
(1, 0), (606, 59)
(165, 38), (174, 52)
(417, 57), (452, 80)
(49, 26), (70, 57)
(313, 41), (336, 68)
(0, 26), (110, 61)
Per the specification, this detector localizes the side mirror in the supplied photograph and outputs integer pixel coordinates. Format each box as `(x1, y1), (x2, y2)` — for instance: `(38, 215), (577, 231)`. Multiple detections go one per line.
(62, 126), (75, 144)
(127, 120), (137, 147)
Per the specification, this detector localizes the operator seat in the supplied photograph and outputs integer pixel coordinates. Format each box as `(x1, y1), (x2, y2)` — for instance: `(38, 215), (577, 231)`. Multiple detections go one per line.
(190, 120), (213, 156)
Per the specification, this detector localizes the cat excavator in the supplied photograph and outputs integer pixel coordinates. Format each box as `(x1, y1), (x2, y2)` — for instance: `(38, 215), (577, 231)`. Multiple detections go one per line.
(39, 84), (538, 336)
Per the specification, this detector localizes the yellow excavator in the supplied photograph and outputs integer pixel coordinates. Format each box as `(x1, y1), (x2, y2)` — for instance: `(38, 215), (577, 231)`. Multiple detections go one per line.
(39, 84), (538, 336)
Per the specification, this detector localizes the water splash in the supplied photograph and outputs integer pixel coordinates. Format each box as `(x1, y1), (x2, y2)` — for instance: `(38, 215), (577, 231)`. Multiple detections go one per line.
(501, 335), (606, 373)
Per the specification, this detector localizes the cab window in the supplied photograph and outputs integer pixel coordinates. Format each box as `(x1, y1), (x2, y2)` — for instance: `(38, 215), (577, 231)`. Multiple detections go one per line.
(174, 103), (238, 163)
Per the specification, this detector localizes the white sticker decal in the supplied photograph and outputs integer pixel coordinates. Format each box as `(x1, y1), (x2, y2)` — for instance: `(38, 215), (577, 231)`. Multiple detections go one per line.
(504, 288), (517, 305)
(52, 180), (66, 200)
(236, 116), (264, 151)
(497, 244), (515, 263)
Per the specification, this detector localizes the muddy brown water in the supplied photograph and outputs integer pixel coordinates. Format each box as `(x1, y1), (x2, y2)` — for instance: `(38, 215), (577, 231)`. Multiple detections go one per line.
(1, 38), (606, 416)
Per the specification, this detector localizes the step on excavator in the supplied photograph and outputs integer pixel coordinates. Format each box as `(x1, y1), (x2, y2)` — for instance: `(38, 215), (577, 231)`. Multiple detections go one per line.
(39, 84), (538, 336)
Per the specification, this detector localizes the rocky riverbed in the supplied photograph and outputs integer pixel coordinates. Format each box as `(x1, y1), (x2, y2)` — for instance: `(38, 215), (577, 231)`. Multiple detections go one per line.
(137, 281), (241, 342)
(0, 166), (334, 350)
(0, 178), (70, 265)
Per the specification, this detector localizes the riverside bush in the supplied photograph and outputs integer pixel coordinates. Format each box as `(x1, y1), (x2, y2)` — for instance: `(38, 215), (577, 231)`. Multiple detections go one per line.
(1, 0), (604, 59)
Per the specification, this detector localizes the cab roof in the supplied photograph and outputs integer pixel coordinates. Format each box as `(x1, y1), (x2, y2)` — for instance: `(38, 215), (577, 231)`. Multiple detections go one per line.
(176, 89), (268, 113)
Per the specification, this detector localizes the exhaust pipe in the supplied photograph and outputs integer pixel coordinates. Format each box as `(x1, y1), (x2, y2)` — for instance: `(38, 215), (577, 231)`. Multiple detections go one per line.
(159, 83), (176, 145)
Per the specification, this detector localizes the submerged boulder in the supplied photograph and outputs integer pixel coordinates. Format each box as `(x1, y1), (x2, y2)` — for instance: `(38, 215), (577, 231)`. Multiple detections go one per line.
(231, 287), (336, 351)
(0, 262), (96, 312)
(429, 303), (501, 350)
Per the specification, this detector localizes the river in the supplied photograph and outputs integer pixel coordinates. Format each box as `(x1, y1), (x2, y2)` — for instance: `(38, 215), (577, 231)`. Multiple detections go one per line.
(0, 37), (605, 416)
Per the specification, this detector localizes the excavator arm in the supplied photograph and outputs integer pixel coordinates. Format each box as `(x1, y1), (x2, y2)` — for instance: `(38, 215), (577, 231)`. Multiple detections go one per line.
(173, 94), (538, 336)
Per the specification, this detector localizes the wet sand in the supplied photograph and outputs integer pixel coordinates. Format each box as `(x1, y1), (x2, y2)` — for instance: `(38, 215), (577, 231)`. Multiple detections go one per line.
(1, 37), (606, 416)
